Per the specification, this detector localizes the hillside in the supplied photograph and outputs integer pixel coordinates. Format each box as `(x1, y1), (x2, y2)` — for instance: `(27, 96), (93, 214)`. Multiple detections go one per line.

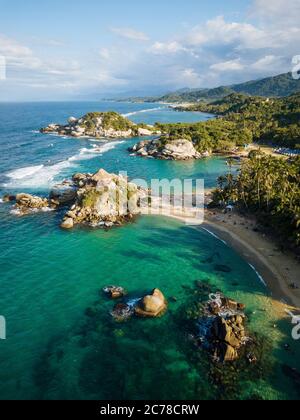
(156, 92), (300, 150)
(137, 73), (300, 103)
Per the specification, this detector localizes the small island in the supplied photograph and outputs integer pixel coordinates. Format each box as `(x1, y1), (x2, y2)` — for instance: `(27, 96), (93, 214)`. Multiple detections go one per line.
(40, 111), (161, 139)
(5, 169), (145, 230)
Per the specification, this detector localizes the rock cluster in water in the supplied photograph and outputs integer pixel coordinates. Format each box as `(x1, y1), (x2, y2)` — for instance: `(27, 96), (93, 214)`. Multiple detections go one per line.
(107, 287), (168, 322)
(198, 293), (248, 362)
(40, 111), (159, 139)
(4, 169), (144, 229)
(129, 137), (210, 160)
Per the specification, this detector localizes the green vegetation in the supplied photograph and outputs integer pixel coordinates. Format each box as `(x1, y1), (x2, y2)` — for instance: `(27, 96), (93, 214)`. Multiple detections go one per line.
(80, 111), (134, 132)
(170, 92), (300, 149)
(138, 73), (300, 103)
(82, 190), (101, 208)
(212, 154), (300, 250)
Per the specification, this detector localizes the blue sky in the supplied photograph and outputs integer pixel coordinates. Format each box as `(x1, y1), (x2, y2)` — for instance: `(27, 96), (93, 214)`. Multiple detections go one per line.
(0, 0), (299, 100)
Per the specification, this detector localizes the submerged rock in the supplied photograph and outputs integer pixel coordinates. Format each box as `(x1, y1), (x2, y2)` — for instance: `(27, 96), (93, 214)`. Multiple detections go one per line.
(135, 289), (167, 318)
(111, 303), (134, 322)
(129, 137), (208, 160)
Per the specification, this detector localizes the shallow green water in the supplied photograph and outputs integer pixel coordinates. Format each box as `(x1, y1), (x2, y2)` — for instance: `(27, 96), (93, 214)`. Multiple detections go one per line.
(0, 102), (299, 400)
(0, 209), (299, 400)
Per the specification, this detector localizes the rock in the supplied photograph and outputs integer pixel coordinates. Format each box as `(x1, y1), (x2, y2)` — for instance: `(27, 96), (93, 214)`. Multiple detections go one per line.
(68, 116), (78, 125)
(129, 137), (206, 160)
(135, 289), (167, 318)
(50, 183), (77, 205)
(214, 265), (232, 273)
(138, 127), (153, 136)
(2, 194), (16, 202)
(103, 286), (127, 300)
(111, 303), (133, 322)
(61, 218), (74, 229)
(197, 293), (248, 363)
(40, 112), (154, 140)
(14, 193), (50, 214)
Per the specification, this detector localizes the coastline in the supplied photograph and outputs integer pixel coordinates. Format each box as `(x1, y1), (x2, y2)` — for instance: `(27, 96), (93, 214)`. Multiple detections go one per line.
(142, 206), (300, 312)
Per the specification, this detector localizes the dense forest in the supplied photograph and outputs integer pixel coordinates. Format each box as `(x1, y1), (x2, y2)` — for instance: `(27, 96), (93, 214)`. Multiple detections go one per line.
(158, 92), (300, 150)
(211, 154), (300, 251)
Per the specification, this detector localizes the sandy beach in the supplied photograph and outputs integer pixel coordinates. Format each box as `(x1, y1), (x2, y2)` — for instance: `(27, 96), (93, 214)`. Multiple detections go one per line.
(203, 210), (300, 310)
(142, 200), (300, 312)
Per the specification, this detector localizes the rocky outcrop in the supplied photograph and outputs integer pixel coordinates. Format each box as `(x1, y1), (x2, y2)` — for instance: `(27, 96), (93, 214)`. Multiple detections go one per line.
(60, 169), (142, 229)
(129, 137), (205, 160)
(40, 111), (158, 139)
(198, 293), (248, 363)
(8, 168), (143, 230)
(14, 193), (52, 215)
(135, 289), (167, 318)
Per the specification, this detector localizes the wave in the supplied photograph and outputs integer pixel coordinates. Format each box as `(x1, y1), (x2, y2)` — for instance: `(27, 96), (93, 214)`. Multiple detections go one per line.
(248, 263), (267, 287)
(122, 107), (165, 118)
(201, 227), (228, 245)
(3, 161), (75, 189)
(6, 165), (44, 180)
(69, 141), (125, 162)
(2, 141), (125, 189)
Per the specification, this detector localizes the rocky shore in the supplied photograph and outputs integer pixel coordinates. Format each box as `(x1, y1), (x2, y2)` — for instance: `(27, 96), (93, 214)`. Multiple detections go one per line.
(4, 169), (144, 230)
(129, 137), (210, 160)
(40, 111), (160, 139)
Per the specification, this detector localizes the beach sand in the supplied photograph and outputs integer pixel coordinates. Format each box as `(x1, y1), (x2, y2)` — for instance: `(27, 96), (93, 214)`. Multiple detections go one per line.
(141, 201), (300, 313)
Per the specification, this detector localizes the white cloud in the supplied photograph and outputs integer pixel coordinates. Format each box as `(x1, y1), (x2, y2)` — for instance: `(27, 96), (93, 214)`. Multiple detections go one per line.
(210, 59), (245, 72)
(150, 41), (187, 54)
(111, 27), (149, 41)
(253, 0), (300, 26)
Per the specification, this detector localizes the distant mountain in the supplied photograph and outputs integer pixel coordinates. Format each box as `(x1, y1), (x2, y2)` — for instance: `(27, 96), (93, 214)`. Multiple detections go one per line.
(132, 73), (300, 103)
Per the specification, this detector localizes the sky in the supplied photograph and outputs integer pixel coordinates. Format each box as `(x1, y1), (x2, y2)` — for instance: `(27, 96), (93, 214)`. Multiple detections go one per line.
(0, 0), (299, 100)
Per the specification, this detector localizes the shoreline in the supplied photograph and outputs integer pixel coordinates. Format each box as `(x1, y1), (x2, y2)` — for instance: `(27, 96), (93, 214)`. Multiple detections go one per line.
(142, 206), (300, 312)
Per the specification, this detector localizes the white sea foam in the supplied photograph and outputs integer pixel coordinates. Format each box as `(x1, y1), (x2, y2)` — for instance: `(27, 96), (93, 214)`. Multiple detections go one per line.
(248, 263), (267, 287)
(122, 107), (164, 118)
(6, 165), (44, 180)
(3, 161), (74, 188)
(201, 227), (228, 245)
(0, 198), (3, 204)
(2, 141), (125, 188)
(68, 141), (125, 162)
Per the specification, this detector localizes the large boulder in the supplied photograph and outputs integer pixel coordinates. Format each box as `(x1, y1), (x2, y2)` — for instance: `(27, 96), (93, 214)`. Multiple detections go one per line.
(50, 183), (77, 205)
(130, 137), (203, 160)
(135, 289), (167, 318)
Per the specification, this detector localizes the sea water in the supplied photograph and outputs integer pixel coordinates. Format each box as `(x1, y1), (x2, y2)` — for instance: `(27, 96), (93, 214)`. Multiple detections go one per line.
(0, 102), (299, 400)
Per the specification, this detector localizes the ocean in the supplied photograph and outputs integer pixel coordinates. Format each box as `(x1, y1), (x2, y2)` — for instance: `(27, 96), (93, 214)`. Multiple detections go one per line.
(0, 102), (299, 400)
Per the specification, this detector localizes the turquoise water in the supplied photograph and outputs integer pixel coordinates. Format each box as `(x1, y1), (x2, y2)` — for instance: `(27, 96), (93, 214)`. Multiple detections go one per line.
(0, 102), (299, 400)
